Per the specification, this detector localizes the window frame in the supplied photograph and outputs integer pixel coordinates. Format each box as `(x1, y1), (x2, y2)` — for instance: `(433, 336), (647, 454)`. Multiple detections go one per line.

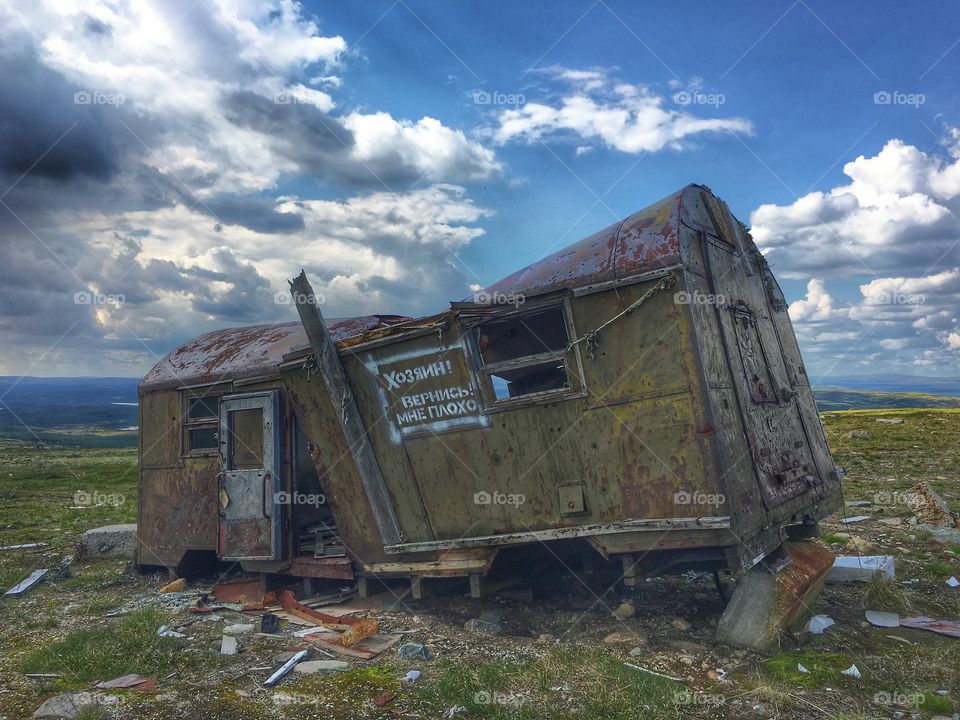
(181, 390), (222, 457)
(464, 297), (586, 413)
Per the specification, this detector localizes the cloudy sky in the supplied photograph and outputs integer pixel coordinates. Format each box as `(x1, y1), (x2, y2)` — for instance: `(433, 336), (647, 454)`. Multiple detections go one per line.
(1, 0), (959, 379)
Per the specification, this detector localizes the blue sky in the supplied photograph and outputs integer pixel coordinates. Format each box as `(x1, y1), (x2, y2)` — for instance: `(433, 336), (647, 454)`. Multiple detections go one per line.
(1, 0), (959, 378)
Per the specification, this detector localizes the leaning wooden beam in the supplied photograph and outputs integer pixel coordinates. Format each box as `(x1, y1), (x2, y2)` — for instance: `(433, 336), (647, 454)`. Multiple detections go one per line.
(289, 270), (403, 546)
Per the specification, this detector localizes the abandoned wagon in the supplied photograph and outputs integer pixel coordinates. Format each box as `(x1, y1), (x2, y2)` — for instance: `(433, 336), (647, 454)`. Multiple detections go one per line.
(138, 184), (842, 646)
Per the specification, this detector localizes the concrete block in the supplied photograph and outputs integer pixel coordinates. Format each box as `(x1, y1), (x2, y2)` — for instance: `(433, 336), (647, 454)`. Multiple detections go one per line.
(826, 555), (895, 583)
(77, 524), (137, 560)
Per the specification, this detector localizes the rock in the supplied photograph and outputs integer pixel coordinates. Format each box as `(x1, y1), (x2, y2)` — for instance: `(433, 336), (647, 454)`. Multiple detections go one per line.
(628, 646), (645, 656)
(876, 418), (904, 425)
(76, 524), (137, 560)
(537, 633), (554, 643)
(160, 578), (186, 593)
(672, 618), (691, 632)
(32, 692), (97, 719)
(223, 623), (255, 635)
(909, 482), (959, 527)
(845, 536), (877, 553)
(844, 430), (871, 439)
(397, 642), (433, 660)
(220, 635), (238, 655)
(603, 630), (647, 646)
(465, 618), (501, 635)
(921, 524), (960, 546)
(478, 609), (506, 624)
(293, 660), (349, 675)
(612, 601), (635, 619)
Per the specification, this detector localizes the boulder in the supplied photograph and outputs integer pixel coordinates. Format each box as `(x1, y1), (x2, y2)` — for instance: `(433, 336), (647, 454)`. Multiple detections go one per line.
(32, 692), (97, 719)
(294, 660), (349, 674)
(77, 524), (137, 560)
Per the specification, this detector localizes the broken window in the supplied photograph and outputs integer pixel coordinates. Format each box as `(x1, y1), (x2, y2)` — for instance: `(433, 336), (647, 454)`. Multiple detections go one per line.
(472, 305), (580, 406)
(226, 407), (264, 470)
(182, 391), (220, 454)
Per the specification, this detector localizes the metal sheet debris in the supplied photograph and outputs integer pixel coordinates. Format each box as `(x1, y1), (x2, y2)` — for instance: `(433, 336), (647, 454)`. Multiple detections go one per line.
(4, 568), (48, 596)
(899, 616), (960, 639)
(264, 649), (308, 686)
(826, 556), (895, 584)
(866, 611), (900, 628)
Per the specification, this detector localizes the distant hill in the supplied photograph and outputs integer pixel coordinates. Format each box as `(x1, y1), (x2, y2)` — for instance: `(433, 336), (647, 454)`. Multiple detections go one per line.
(815, 373), (960, 396)
(812, 387), (960, 411)
(0, 377), (139, 446)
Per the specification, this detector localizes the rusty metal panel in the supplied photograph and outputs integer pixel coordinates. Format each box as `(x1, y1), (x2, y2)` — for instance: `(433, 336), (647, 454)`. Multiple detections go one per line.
(138, 463), (218, 567)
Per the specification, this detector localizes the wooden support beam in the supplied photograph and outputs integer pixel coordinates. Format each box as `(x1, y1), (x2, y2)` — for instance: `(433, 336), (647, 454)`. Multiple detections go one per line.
(289, 270), (403, 546)
(622, 555), (639, 587)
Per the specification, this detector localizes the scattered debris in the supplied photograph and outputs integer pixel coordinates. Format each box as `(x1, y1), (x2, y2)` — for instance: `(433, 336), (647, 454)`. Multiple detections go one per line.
(464, 618), (501, 635)
(899, 616), (960, 639)
(4, 568), (48, 597)
(261, 614), (280, 634)
(826, 555), (895, 583)
(841, 515), (870, 524)
(602, 630), (647, 646)
(397, 642), (433, 660)
(865, 611), (900, 628)
(875, 418), (903, 424)
(220, 635), (238, 655)
(25, 674), (62, 680)
(264, 649), (308, 686)
(223, 623), (255, 635)
(947, 576), (959, 588)
(293, 660), (349, 674)
(305, 630), (401, 660)
(94, 674), (148, 690)
(31, 691), (98, 719)
(156, 625), (186, 638)
(443, 706), (468, 718)
(844, 430), (871, 439)
(805, 615), (835, 634)
(278, 590), (378, 646)
(845, 500), (872, 508)
(844, 536), (877, 553)
(160, 578), (186, 593)
(211, 578), (263, 603)
(0, 542), (47, 551)
(885, 635), (915, 645)
(797, 663), (809, 674)
(623, 662), (681, 682)
(403, 670), (421, 683)
(373, 692), (396, 706)
(292, 626), (331, 637)
(841, 664), (861, 679)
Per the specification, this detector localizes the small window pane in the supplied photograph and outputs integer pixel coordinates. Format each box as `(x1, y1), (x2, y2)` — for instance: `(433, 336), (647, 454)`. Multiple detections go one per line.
(490, 361), (568, 400)
(187, 396), (219, 420)
(477, 307), (568, 365)
(229, 408), (264, 470)
(188, 426), (218, 451)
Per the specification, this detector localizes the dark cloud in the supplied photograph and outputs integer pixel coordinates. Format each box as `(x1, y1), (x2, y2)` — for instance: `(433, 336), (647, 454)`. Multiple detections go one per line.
(201, 196), (305, 233)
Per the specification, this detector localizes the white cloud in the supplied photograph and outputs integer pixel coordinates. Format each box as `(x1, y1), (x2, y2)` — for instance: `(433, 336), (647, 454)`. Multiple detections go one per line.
(789, 279), (833, 322)
(492, 67), (752, 154)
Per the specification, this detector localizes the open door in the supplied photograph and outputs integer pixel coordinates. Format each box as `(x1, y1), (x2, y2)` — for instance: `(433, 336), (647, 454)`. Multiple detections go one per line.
(218, 391), (282, 561)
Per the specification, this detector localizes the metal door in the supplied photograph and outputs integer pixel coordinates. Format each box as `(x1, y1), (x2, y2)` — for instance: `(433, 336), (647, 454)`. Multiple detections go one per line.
(218, 391), (282, 561)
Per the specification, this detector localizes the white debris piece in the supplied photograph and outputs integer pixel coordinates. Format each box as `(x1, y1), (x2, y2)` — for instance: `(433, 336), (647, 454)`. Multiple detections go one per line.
(156, 625), (186, 638)
(865, 611), (900, 628)
(826, 555), (895, 584)
(841, 664), (861, 679)
(797, 663), (809, 674)
(805, 615), (835, 634)
(841, 515), (870, 524)
(946, 576), (959, 588)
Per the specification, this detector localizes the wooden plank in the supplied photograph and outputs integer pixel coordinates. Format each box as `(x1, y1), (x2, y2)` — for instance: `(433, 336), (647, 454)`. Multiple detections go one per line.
(289, 271), (402, 546)
(4, 569), (48, 596)
(305, 632), (401, 659)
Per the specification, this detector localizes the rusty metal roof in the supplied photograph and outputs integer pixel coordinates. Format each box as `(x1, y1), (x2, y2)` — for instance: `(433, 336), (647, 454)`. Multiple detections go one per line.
(470, 184), (699, 302)
(141, 316), (409, 393)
